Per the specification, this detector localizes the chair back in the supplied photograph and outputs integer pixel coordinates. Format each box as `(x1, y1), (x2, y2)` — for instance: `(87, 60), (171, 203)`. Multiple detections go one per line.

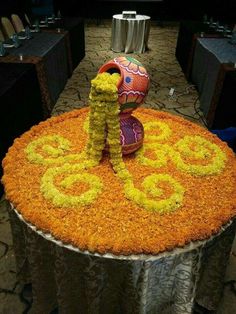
(1, 17), (15, 38)
(0, 28), (5, 41)
(11, 14), (24, 33)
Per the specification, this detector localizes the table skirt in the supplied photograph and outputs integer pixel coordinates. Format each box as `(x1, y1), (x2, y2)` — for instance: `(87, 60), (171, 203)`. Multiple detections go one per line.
(111, 16), (150, 54)
(8, 203), (236, 314)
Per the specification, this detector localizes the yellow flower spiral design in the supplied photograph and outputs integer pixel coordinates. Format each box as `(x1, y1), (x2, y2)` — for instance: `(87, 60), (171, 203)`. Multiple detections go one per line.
(144, 121), (172, 141)
(171, 135), (226, 176)
(25, 135), (85, 165)
(24, 73), (227, 213)
(135, 143), (171, 168)
(123, 174), (185, 213)
(41, 164), (103, 207)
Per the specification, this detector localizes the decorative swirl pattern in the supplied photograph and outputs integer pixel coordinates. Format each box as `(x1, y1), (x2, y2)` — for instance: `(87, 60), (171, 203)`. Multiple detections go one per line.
(123, 174), (185, 213)
(41, 164), (103, 207)
(135, 143), (171, 168)
(24, 75), (227, 214)
(25, 119), (227, 212)
(25, 135), (85, 165)
(144, 121), (172, 142)
(171, 136), (227, 176)
(25, 134), (102, 207)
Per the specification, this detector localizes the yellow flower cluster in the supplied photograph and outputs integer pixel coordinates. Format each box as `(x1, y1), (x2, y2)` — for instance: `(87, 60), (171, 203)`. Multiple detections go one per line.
(122, 174), (184, 213)
(172, 135), (227, 176)
(41, 164), (103, 207)
(25, 134), (85, 165)
(136, 123), (226, 176)
(83, 116), (89, 133)
(136, 143), (171, 168)
(25, 134), (102, 207)
(87, 72), (121, 165)
(144, 121), (172, 141)
(89, 72), (120, 102)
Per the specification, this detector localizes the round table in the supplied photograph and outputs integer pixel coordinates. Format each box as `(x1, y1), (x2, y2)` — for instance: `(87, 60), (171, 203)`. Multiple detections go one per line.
(111, 14), (151, 53)
(3, 107), (236, 313)
(8, 204), (236, 314)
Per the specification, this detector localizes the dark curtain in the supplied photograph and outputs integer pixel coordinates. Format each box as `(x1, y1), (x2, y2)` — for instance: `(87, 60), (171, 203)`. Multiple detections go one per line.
(52, 0), (236, 21)
(52, 0), (87, 17)
(0, 0), (32, 23)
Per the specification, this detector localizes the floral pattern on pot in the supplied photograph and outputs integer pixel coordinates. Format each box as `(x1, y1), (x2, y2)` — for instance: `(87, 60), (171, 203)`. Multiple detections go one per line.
(98, 56), (150, 113)
(120, 114), (144, 154)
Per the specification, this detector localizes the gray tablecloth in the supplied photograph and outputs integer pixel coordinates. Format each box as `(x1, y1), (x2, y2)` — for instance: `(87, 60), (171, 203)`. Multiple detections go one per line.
(191, 38), (236, 117)
(6, 32), (68, 110)
(111, 14), (150, 53)
(8, 202), (236, 314)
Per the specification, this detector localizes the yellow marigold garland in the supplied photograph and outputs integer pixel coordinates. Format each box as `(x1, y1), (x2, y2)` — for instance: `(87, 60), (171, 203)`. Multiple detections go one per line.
(86, 72), (121, 164)
(86, 73), (131, 180)
(83, 116), (89, 133)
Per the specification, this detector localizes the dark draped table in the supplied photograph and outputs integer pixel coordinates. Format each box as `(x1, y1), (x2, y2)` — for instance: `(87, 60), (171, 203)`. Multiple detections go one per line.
(62, 17), (85, 70)
(0, 63), (44, 196)
(35, 17), (85, 71)
(1, 32), (68, 113)
(175, 20), (228, 80)
(211, 69), (236, 129)
(191, 38), (236, 128)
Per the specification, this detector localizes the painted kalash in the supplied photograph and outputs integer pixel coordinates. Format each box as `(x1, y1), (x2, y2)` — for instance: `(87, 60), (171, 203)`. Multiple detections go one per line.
(86, 56), (150, 195)
(87, 56), (149, 161)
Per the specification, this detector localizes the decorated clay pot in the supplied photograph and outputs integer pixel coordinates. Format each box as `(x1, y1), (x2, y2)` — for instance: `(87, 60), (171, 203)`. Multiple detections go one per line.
(104, 114), (144, 155)
(98, 56), (150, 114)
(120, 114), (144, 155)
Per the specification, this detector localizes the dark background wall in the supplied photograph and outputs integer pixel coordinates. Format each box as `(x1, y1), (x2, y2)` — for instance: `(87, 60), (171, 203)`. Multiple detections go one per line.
(0, 0), (32, 20)
(0, 1), (235, 23)
(54, 0), (236, 23)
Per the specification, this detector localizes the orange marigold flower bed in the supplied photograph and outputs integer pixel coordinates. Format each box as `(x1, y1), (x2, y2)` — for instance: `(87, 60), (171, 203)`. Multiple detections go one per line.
(2, 107), (236, 256)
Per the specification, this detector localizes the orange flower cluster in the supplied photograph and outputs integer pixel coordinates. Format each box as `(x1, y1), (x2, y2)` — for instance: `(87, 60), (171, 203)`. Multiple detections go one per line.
(2, 107), (236, 256)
